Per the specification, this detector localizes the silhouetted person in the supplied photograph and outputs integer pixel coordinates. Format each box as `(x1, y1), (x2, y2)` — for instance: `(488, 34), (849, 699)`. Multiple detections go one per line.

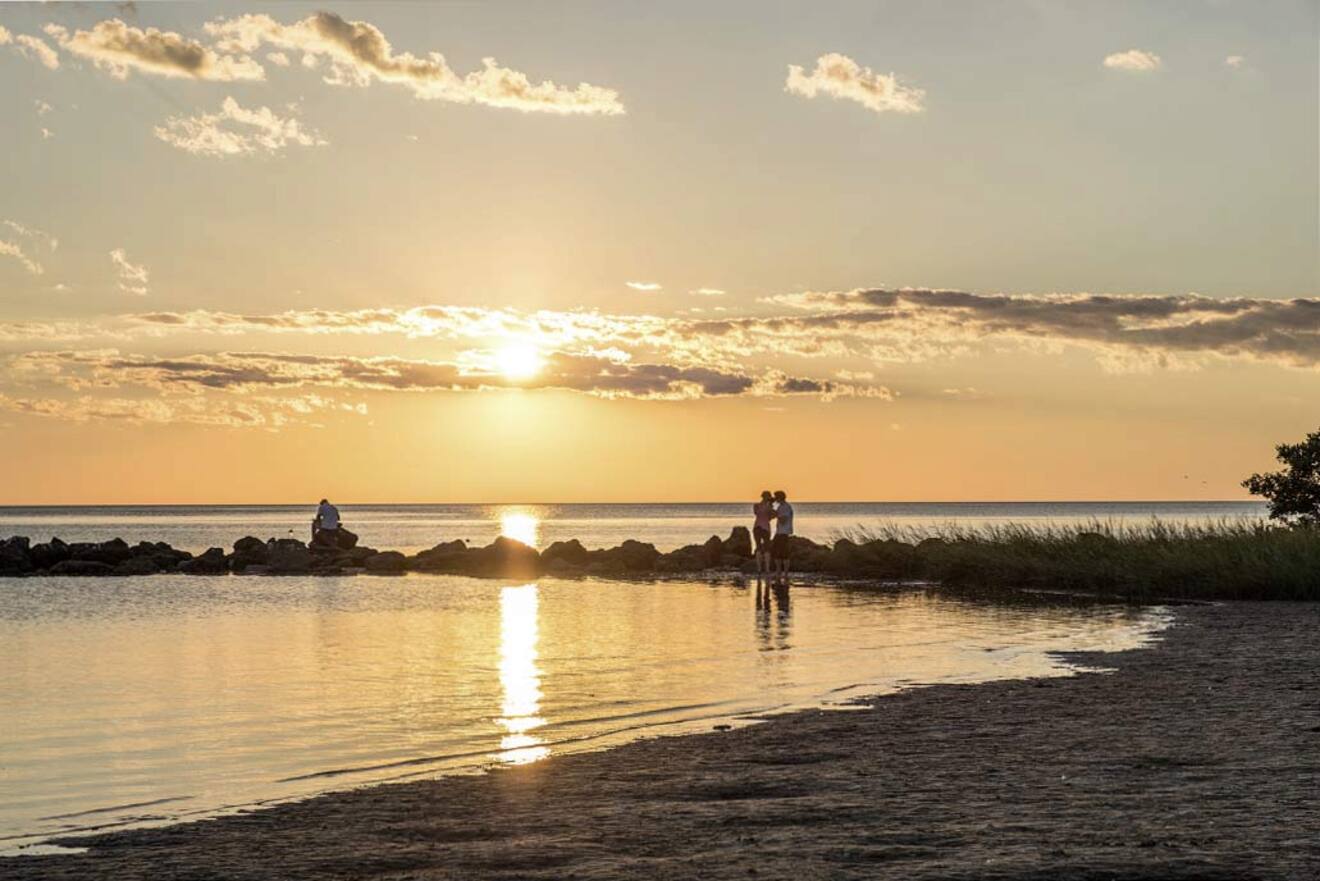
(770, 490), (794, 580)
(312, 498), (340, 547)
(752, 490), (774, 574)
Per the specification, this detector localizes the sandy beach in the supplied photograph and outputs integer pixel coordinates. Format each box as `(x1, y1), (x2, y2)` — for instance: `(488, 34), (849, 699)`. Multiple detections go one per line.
(3, 598), (1315, 881)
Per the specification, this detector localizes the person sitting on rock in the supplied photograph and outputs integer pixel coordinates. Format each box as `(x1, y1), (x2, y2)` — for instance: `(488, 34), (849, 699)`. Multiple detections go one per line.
(312, 499), (341, 547)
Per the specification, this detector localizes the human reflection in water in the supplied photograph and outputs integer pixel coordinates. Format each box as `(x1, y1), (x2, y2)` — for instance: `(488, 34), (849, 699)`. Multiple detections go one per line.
(754, 574), (792, 651)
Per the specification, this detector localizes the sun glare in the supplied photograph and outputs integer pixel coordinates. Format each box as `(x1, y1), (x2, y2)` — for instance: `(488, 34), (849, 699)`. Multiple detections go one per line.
(500, 512), (540, 548)
(495, 344), (543, 380)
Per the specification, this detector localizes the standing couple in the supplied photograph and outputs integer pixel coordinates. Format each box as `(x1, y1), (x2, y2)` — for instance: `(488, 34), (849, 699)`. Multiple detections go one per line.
(752, 490), (794, 578)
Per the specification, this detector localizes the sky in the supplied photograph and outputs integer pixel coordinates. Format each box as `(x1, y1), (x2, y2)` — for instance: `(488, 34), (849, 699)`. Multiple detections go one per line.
(0, 0), (1316, 504)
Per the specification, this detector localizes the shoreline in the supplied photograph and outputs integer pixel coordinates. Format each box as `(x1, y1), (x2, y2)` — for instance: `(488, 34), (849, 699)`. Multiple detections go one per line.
(4, 601), (1316, 880)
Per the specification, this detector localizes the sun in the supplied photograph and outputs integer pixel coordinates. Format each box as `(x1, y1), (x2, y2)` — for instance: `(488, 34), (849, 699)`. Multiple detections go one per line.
(495, 344), (543, 380)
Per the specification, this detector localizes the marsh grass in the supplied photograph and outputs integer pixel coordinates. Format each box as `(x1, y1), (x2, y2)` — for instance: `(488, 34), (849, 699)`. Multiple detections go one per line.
(833, 519), (1320, 600)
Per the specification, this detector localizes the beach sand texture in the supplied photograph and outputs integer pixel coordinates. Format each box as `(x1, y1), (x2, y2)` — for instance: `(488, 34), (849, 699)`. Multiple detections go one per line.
(4, 602), (1316, 881)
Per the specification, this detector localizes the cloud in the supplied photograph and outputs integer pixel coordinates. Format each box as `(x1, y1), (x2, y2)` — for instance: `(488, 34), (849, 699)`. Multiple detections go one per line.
(44, 18), (264, 81)
(154, 96), (326, 158)
(109, 248), (149, 295)
(15, 349), (876, 403)
(786, 53), (925, 114)
(3, 220), (58, 252)
(0, 390), (363, 429)
(266, 51), (290, 67)
(0, 241), (44, 276)
(205, 12), (624, 114)
(14, 34), (59, 70)
(690, 288), (725, 296)
(1103, 49), (1162, 72)
(0, 26), (9, 45)
(34, 100), (53, 116)
(1225, 55), (1245, 69)
(625, 281), (662, 291)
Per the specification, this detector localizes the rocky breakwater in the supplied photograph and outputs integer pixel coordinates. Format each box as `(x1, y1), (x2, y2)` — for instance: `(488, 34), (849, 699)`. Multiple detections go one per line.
(0, 527), (934, 580)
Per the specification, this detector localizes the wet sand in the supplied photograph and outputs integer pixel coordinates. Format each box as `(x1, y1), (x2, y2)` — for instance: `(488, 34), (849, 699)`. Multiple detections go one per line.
(4, 601), (1317, 881)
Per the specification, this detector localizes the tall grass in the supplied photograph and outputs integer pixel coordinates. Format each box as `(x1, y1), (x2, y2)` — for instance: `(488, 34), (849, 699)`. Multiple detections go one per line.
(832, 519), (1320, 601)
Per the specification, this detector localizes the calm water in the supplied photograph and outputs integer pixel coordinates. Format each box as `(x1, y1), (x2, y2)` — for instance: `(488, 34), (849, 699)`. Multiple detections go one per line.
(0, 572), (1167, 852)
(0, 501), (1264, 554)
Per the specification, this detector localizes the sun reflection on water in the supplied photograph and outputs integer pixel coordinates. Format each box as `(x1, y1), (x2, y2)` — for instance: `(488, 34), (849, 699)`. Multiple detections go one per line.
(496, 584), (548, 764)
(499, 512), (540, 548)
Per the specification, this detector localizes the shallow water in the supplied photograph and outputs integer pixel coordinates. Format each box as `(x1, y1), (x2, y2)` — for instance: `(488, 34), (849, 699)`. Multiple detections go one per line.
(0, 501), (1263, 554)
(0, 572), (1166, 851)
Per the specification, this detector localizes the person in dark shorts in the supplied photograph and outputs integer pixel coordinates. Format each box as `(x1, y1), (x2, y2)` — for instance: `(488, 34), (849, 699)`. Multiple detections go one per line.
(770, 489), (794, 578)
(752, 490), (774, 573)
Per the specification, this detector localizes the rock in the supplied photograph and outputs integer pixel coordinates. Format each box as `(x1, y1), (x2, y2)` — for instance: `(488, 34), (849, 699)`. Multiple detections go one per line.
(233, 536), (266, 554)
(589, 540), (660, 573)
(114, 555), (163, 576)
(364, 551), (408, 573)
(655, 544), (708, 573)
(178, 548), (228, 575)
(723, 526), (753, 558)
(0, 536), (33, 575)
(228, 539), (270, 573)
(544, 557), (584, 575)
(48, 559), (115, 577)
(29, 537), (70, 570)
(69, 538), (133, 565)
(265, 540), (313, 575)
(783, 536), (830, 572)
(702, 535), (726, 567)
(464, 537), (541, 578)
(826, 538), (915, 577)
(542, 539), (590, 567)
(409, 539), (469, 572)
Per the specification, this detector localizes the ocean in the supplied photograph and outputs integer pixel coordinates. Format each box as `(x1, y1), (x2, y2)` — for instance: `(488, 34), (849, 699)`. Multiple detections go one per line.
(0, 501), (1266, 555)
(0, 502), (1249, 853)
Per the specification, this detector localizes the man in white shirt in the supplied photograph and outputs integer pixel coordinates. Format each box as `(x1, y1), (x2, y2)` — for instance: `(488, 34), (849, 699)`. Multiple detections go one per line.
(770, 490), (794, 578)
(313, 498), (340, 546)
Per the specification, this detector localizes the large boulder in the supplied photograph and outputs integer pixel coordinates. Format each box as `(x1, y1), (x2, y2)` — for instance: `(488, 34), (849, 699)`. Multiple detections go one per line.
(69, 538), (133, 565)
(783, 536), (830, 572)
(408, 539), (469, 572)
(702, 535), (726, 567)
(114, 555), (165, 576)
(586, 540), (660, 574)
(542, 539), (590, 567)
(722, 526), (753, 559)
(178, 548), (228, 575)
(826, 538), (915, 577)
(29, 537), (70, 570)
(655, 544), (708, 573)
(233, 536), (266, 554)
(48, 559), (115, 577)
(463, 537), (541, 578)
(228, 537), (270, 573)
(364, 551), (408, 574)
(0, 536), (33, 575)
(265, 539), (313, 575)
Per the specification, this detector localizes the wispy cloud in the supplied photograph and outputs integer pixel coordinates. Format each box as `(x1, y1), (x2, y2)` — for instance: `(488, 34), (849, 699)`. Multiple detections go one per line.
(14, 349), (881, 404)
(109, 248), (149, 295)
(0, 242), (44, 276)
(154, 97), (326, 158)
(1225, 55), (1245, 69)
(1103, 49), (1162, 72)
(625, 281), (662, 291)
(786, 53), (925, 114)
(205, 12), (625, 115)
(690, 288), (725, 296)
(44, 18), (264, 81)
(14, 34), (59, 70)
(0, 390), (364, 429)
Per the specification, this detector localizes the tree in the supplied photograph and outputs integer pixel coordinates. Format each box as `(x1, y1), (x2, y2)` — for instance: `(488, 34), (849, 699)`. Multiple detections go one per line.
(1243, 428), (1320, 525)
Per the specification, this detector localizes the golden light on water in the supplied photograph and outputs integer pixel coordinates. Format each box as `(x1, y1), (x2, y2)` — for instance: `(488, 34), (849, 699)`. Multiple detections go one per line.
(496, 584), (549, 765)
(500, 511), (540, 548)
